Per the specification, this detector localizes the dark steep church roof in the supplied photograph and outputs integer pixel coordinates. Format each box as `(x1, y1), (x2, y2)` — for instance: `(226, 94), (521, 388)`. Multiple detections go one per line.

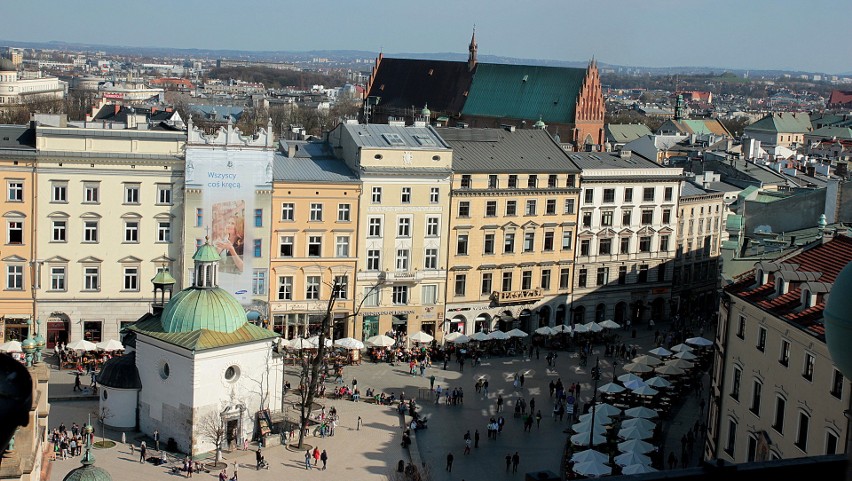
(97, 352), (141, 390)
(365, 58), (474, 117)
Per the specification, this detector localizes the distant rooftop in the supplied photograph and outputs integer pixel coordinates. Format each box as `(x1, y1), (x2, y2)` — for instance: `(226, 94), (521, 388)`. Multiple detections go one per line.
(340, 123), (451, 150)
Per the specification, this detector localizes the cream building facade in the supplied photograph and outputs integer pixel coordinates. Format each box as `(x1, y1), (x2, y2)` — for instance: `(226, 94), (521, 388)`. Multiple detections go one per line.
(437, 127), (581, 334)
(0, 125), (37, 343)
(269, 141), (362, 339)
(329, 122), (452, 341)
(672, 181), (725, 317)
(707, 235), (852, 463)
(570, 151), (682, 325)
(34, 125), (185, 345)
(0, 58), (64, 106)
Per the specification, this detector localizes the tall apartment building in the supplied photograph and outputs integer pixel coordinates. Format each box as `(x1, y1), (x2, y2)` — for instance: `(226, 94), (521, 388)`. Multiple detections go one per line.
(34, 125), (185, 346)
(569, 151), (682, 325)
(0, 125), (36, 343)
(437, 127), (581, 334)
(672, 181), (725, 317)
(328, 122), (452, 341)
(183, 119), (275, 317)
(707, 235), (852, 463)
(269, 141), (361, 340)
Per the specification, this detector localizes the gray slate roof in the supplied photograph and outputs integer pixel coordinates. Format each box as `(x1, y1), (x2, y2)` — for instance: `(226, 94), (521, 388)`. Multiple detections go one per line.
(436, 127), (580, 173)
(0, 125), (36, 150)
(341, 123), (451, 150)
(566, 151), (660, 170)
(273, 153), (359, 183)
(680, 181), (708, 197)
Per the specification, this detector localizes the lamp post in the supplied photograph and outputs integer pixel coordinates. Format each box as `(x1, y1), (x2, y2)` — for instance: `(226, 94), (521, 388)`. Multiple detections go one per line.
(588, 357), (601, 450)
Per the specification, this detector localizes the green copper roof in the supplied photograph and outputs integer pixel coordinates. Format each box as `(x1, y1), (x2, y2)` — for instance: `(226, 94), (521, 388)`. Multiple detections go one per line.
(192, 242), (222, 262)
(128, 315), (277, 351)
(745, 112), (812, 134)
(151, 268), (176, 285)
(462, 63), (586, 124)
(63, 444), (112, 481)
(160, 287), (247, 333)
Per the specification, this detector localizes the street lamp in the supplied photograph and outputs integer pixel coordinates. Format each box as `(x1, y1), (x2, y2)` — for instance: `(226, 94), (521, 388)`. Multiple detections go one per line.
(588, 357), (602, 450)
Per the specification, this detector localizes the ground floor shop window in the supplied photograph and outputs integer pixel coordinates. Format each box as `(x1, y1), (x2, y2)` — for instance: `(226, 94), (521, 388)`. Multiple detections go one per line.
(362, 316), (378, 340)
(83, 321), (102, 342)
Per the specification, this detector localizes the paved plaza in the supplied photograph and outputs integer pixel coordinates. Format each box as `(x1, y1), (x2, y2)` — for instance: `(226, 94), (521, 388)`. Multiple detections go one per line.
(45, 321), (710, 480)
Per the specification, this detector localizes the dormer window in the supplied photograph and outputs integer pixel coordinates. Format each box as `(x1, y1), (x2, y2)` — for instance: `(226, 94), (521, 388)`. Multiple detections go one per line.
(776, 278), (788, 297)
(756, 269), (765, 286)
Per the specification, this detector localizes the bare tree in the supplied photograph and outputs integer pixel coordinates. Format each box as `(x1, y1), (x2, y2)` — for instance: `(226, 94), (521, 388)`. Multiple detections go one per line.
(198, 410), (226, 464)
(93, 406), (113, 445)
(294, 277), (382, 448)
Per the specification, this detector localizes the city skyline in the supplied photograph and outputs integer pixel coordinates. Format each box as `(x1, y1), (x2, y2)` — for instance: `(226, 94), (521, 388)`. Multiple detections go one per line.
(4, 0), (851, 74)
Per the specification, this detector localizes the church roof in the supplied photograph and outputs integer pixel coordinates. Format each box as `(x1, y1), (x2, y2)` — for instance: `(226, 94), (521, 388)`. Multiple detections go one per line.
(151, 268), (176, 285)
(127, 315), (277, 351)
(97, 352), (141, 389)
(462, 63), (587, 125)
(366, 57), (473, 116)
(159, 287), (247, 333)
(192, 242), (221, 262)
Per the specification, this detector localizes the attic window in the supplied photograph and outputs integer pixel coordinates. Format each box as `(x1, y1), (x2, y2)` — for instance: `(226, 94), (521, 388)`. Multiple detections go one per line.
(522, 75), (528, 82)
(374, 154), (383, 160)
(428, 69), (434, 76)
(776, 278), (788, 297)
(412, 135), (436, 146)
(380, 84), (385, 91)
(382, 133), (406, 146)
(801, 289), (812, 309)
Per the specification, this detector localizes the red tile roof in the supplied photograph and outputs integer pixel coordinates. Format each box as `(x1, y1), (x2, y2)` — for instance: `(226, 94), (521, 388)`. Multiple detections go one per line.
(726, 235), (852, 339)
(828, 90), (852, 108)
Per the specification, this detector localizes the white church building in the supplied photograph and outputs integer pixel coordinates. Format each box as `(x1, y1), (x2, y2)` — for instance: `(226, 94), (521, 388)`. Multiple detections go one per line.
(98, 242), (282, 455)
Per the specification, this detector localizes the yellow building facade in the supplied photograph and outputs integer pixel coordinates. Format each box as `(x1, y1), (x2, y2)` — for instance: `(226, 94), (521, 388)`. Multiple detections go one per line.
(438, 127), (582, 334)
(269, 144), (361, 339)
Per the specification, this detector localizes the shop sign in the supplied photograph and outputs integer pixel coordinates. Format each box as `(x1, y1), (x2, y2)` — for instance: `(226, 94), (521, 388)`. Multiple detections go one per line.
(493, 288), (543, 305)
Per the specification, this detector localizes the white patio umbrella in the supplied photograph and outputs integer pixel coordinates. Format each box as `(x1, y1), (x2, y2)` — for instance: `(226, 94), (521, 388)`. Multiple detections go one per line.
(632, 355), (663, 366)
(620, 417), (656, 432)
(470, 331), (489, 342)
(551, 324), (572, 333)
(622, 464), (658, 475)
(597, 382), (626, 394)
(570, 431), (608, 446)
(572, 461), (611, 477)
(599, 319), (621, 329)
(486, 330), (510, 341)
(685, 336), (713, 347)
(623, 379), (646, 390)
(288, 338), (314, 350)
(617, 373), (644, 384)
(631, 385), (659, 396)
(583, 321), (604, 333)
(444, 331), (464, 342)
(673, 350), (697, 360)
(663, 359), (694, 369)
(534, 326), (555, 335)
(572, 323), (590, 333)
(614, 451), (652, 466)
(95, 339), (124, 351)
(617, 438), (655, 454)
(622, 362), (653, 373)
(408, 331), (434, 343)
(624, 406), (659, 419)
(66, 339), (97, 352)
(571, 419), (607, 434)
(654, 364), (685, 376)
(450, 335), (471, 344)
(0, 340), (23, 353)
(589, 402), (622, 417)
(670, 343), (694, 353)
(277, 338), (291, 349)
(365, 335), (396, 347)
(506, 328), (528, 338)
(618, 425), (654, 440)
(648, 346), (672, 357)
(571, 449), (609, 464)
(306, 336), (332, 348)
(333, 337), (364, 350)
(645, 376), (672, 388)
(578, 411), (614, 424)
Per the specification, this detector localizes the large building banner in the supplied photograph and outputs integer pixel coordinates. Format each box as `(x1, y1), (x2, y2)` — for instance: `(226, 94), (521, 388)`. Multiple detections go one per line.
(186, 148), (272, 305)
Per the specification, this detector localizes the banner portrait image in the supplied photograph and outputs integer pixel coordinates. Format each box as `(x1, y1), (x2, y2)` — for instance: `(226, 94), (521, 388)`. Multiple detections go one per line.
(212, 200), (245, 274)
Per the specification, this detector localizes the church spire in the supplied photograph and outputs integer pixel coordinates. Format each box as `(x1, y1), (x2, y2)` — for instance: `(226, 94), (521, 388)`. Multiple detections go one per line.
(468, 26), (478, 72)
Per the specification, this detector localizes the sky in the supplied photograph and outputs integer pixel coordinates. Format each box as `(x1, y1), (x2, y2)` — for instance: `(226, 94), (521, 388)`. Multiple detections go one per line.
(5, 0), (851, 74)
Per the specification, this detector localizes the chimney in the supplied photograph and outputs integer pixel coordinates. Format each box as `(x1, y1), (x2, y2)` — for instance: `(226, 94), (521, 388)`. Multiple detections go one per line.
(806, 166), (815, 176)
(836, 162), (848, 177)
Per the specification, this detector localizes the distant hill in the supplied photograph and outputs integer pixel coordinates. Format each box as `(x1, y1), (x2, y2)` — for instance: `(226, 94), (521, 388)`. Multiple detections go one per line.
(0, 38), (838, 78)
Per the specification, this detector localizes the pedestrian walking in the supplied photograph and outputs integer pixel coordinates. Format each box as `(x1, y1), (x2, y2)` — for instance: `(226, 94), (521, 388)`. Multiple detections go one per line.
(313, 446), (320, 466)
(73, 373), (83, 392)
(320, 449), (328, 470)
(446, 452), (454, 472)
(474, 429), (480, 448)
(505, 453), (512, 472)
(520, 373), (525, 387)
(529, 397), (535, 413)
(153, 429), (160, 451)
(430, 375), (436, 390)
(668, 452), (677, 470)
(357, 416), (362, 430)
(483, 380), (489, 396)
(464, 438), (471, 455)
(304, 450), (312, 470)
(535, 410), (542, 428)
(496, 394), (503, 412)
(139, 441), (147, 463)
(512, 452), (520, 473)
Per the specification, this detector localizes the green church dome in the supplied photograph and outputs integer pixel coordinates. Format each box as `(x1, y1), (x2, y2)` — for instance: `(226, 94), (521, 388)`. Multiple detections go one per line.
(193, 242), (222, 262)
(63, 444), (111, 481)
(160, 287), (247, 334)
